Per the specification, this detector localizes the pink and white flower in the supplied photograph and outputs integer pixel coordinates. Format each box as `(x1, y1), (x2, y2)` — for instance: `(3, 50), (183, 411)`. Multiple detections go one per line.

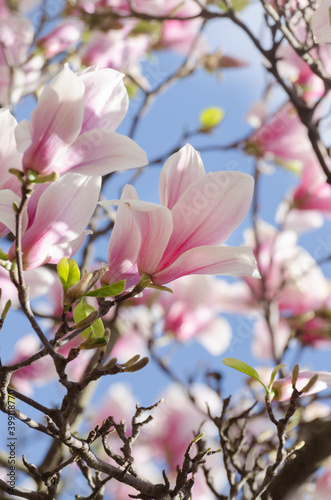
(245, 102), (311, 172)
(272, 370), (331, 401)
(37, 19), (84, 58)
(15, 65), (147, 176)
(1, 173), (101, 270)
(101, 144), (259, 287)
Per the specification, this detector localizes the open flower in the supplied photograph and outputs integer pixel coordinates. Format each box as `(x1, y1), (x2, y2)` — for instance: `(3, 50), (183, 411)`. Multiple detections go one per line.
(15, 65), (147, 176)
(1, 173), (101, 270)
(101, 144), (259, 287)
(272, 370), (331, 401)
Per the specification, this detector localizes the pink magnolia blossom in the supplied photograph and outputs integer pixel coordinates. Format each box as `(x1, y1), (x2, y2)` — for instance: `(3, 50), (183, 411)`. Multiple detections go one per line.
(292, 153), (331, 214)
(155, 0), (207, 54)
(272, 370), (331, 401)
(1, 173), (101, 270)
(37, 19), (84, 58)
(0, 14), (37, 106)
(15, 65), (147, 176)
(311, 0), (331, 43)
(277, 152), (331, 232)
(276, 44), (325, 103)
(101, 144), (259, 287)
(0, 15), (34, 67)
(244, 221), (329, 316)
(137, 275), (232, 355)
(80, 25), (151, 85)
(0, 109), (23, 237)
(146, 383), (223, 479)
(9, 334), (57, 395)
(223, 221), (330, 358)
(245, 102), (311, 172)
(0, 266), (56, 311)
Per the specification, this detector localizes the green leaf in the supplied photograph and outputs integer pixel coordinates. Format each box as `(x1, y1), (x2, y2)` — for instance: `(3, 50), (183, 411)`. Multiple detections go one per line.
(57, 257), (81, 292)
(131, 20), (162, 36)
(223, 358), (268, 391)
(83, 280), (126, 298)
(80, 336), (108, 350)
(1, 300), (11, 321)
(73, 299), (104, 339)
(218, 0), (249, 12)
(268, 364), (286, 393)
(199, 107), (224, 131)
(148, 284), (173, 293)
(0, 248), (8, 261)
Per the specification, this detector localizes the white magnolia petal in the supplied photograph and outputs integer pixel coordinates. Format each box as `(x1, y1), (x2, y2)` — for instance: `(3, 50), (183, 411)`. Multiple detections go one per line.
(159, 144), (205, 210)
(153, 245), (260, 285)
(59, 131), (147, 176)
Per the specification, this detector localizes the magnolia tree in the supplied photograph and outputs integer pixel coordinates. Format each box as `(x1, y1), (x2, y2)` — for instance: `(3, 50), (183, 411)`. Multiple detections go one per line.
(1, 0), (331, 499)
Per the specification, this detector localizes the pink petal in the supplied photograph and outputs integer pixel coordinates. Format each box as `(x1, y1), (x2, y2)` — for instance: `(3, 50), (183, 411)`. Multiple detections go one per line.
(19, 66), (85, 174)
(128, 200), (173, 275)
(157, 171), (254, 271)
(312, 0), (331, 43)
(159, 144), (205, 210)
(47, 230), (91, 264)
(78, 67), (129, 133)
(0, 109), (22, 184)
(152, 246), (259, 285)
(273, 371), (331, 401)
(59, 130), (147, 176)
(101, 185), (141, 288)
(15, 119), (33, 154)
(10, 173), (101, 269)
(0, 189), (28, 236)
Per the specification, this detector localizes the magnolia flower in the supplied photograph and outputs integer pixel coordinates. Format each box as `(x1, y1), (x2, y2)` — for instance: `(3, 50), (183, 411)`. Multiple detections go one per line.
(276, 151), (331, 233)
(0, 266), (56, 310)
(37, 19), (84, 58)
(1, 173), (101, 270)
(311, 0), (331, 43)
(245, 102), (311, 172)
(0, 14), (36, 106)
(133, 275), (232, 355)
(15, 65), (147, 176)
(0, 109), (23, 237)
(9, 334), (57, 395)
(272, 370), (331, 401)
(101, 144), (259, 288)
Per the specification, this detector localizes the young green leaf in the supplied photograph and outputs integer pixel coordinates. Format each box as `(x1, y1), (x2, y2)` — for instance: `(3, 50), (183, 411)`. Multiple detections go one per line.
(73, 299), (104, 339)
(268, 364), (286, 393)
(83, 280), (126, 298)
(223, 358), (268, 391)
(57, 257), (81, 292)
(0, 248), (8, 261)
(218, 0), (249, 12)
(80, 336), (108, 349)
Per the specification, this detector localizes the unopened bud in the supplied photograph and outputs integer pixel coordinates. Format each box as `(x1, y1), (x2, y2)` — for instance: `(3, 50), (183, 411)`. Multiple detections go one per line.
(74, 310), (98, 330)
(124, 357), (149, 372)
(63, 268), (108, 308)
(292, 364), (300, 388)
(123, 354), (141, 368)
(300, 374), (319, 393)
